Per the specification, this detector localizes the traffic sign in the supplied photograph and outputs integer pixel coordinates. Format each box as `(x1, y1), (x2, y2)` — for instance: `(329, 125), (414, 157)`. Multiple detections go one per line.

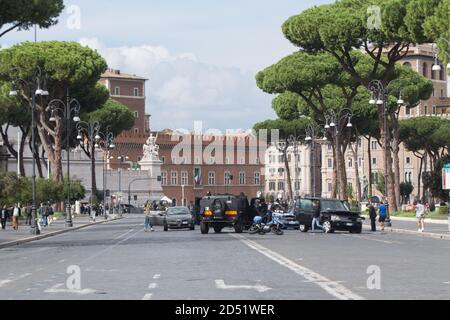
(443, 164), (450, 191)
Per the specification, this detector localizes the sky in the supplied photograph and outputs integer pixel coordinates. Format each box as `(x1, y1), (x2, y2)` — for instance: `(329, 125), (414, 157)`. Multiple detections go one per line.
(1, 0), (333, 131)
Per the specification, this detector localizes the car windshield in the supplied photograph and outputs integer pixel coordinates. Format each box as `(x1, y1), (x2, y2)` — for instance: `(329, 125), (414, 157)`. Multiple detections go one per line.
(321, 200), (350, 211)
(167, 208), (190, 215)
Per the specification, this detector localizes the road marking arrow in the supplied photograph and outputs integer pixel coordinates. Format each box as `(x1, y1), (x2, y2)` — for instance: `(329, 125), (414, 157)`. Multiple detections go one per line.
(215, 280), (271, 293)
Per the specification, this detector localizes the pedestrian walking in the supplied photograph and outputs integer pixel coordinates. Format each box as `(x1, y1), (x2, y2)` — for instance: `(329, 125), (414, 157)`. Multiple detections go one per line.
(144, 203), (154, 232)
(369, 203), (377, 232)
(12, 203), (21, 230)
(90, 205), (96, 222)
(378, 201), (387, 231)
(415, 200), (426, 232)
(311, 200), (323, 232)
(1, 205), (8, 230)
(47, 204), (54, 226)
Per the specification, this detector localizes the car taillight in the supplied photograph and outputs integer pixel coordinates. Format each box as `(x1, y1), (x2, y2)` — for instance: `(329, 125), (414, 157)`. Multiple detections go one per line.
(204, 210), (212, 216)
(225, 211), (238, 215)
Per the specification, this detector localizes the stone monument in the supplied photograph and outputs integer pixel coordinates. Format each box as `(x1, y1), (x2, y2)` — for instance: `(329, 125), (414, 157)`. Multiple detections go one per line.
(139, 134), (164, 201)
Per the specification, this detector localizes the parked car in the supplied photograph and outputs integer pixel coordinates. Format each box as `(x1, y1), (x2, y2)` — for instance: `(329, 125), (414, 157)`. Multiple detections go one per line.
(294, 197), (364, 233)
(163, 206), (195, 231)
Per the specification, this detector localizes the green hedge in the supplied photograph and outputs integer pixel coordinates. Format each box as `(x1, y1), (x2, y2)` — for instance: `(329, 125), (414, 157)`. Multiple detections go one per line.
(439, 206), (449, 215)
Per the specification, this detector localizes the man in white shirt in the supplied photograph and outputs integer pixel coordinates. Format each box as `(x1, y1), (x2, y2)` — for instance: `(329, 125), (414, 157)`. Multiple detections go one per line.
(12, 204), (21, 230)
(415, 200), (426, 232)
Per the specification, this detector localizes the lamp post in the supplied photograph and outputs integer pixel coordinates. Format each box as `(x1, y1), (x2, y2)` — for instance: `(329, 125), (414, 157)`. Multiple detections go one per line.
(47, 89), (81, 227)
(9, 66), (49, 235)
(324, 108), (353, 200)
(98, 128), (115, 219)
(432, 39), (450, 71)
(76, 121), (101, 208)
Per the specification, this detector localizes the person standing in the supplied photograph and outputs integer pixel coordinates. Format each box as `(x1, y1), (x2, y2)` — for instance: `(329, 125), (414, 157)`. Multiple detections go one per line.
(415, 200), (426, 232)
(378, 202), (387, 231)
(311, 200), (323, 232)
(144, 203), (154, 232)
(47, 204), (54, 226)
(12, 203), (21, 230)
(25, 204), (32, 226)
(1, 205), (8, 230)
(369, 203), (377, 232)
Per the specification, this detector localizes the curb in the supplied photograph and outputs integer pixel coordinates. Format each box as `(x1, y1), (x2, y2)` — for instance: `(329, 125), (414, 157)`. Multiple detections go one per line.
(362, 225), (450, 241)
(0, 217), (122, 249)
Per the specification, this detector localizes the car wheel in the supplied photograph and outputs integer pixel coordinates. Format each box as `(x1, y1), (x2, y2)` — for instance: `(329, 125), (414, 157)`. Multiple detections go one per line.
(234, 223), (243, 234)
(213, 225), (223, 233)
(163, 224), (168, 232)
(299, 224), (308, 233)
(200, 223), (209, 234)
(322, 221), (333, 234)
(272, 226), (284, 235)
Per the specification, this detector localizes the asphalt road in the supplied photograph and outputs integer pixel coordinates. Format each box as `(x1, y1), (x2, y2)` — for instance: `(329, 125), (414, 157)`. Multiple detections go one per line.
(1, 215), (450, 300)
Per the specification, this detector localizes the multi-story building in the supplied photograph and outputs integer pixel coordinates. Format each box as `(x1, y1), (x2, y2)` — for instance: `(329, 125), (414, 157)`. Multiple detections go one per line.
(320, 43), (450, 202)
(99, 69), (151, 167)
(156, 129), (265, 206)
(264, 143), (322, 200)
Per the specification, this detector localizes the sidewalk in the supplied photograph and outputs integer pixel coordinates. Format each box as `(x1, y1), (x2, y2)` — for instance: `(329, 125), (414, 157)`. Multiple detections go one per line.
(0, 214), (120, 249)
(363, 215), (450, 240)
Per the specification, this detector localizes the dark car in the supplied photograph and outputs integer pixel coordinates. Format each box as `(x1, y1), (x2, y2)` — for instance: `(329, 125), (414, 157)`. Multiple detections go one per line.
(163, 207), (195, 231)
(294, 197), (364, 233)
(199, 195), (252, 234)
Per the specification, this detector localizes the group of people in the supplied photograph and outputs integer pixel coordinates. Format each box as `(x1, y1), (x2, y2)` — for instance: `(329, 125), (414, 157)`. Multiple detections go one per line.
(368, 200), (430, 232)
(0, 203), (55, 231)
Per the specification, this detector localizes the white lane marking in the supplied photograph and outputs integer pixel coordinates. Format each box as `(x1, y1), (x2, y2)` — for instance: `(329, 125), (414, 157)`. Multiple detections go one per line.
(215, 280), (271, 293)
(153, 274), (161, 280)
(341, 233), (402, 244)
(232, 234), (364, 300)
(148, 283), (158, 289)
(142, 293), (153, 300)
(44, 283), (96, 295)
(58, 259), (66, 263)
(443, 282), (450, 284)
(0, 273), (32, 288)
(85, 268), (120, 273)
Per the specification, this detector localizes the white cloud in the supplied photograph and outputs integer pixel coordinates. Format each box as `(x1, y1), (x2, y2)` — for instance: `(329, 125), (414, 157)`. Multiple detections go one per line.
(78, 37), (275, 131)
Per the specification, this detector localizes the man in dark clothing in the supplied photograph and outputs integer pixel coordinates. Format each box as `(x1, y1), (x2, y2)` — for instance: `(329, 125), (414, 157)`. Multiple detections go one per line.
(25, 204), (32, 225)
(311, 200), (323, 232)
(1, 205), (8, 230)
(369, 203), (377, 232)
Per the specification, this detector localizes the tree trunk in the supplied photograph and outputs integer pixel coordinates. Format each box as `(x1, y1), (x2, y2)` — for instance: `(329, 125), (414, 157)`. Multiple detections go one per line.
(18, 127), (28, 177)
(392, 114), (401, 210)
(422, 153), (428, 202)
(331, 141), (337, 198)
(417, 155), (423, 202)
(367, 137), (373, 199)
(336, 138), (348, 201)
(351, 142), (362, 203)
(283, 145), (293, 202)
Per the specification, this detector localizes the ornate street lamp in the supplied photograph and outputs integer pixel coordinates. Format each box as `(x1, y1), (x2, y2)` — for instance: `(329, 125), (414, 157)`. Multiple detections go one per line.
(9, 66), (49, 235)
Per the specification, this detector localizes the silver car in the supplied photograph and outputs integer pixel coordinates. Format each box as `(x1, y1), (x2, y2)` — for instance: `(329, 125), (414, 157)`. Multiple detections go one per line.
(163, 207), (195, 231)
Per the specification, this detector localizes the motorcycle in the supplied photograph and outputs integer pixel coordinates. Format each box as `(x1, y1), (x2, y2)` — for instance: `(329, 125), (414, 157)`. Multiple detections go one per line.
(248, 212), (284, 235)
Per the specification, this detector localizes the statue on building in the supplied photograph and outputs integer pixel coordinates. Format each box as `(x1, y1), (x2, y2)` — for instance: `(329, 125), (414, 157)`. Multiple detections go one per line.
(142, 134), (159, 161)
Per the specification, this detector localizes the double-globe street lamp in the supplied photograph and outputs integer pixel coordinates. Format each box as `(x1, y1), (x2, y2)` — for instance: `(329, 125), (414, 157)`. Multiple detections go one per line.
(47, 89), (81, 227)
(9, 66), (49, 235)
(76, 121), (101, 208)
(324, 108), (353, 200)
(431, 39), (450, 72)
(368, 80), (405, 226)
(97, 128), (115, 218)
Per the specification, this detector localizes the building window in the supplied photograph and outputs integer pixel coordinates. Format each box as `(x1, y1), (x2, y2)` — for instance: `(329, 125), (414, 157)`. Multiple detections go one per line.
(171, 171), (178, 185)
(161, 171), (167, 185)
(405, 107), (411, 116)
(423, 62), (428, 78)
(114, 87), (120, 95)
(371, 172), (378, 183)
(224, 171), (232, 185)
(327, 158), (333, 168)
(181, 171), (188, 185)
(432, 105), (437, 115)
(328, 183), (332, 192)
(208, 171), (216, 185)
(372, 158), (377, 165)
(269, 181), (276, 191)
(239, 172), (246, 185)
(371, 141), (377, 150)
(406, 157), (411, 165)
(134, 128), (139, 135)
(295, 181), (301, 191)
(194, 167), (202, 186)
(405, 172), (413, 183)
(134, 88), (139, 97)
(328, 144), (332, 151)
(254, 172), (260, 185)
(134, 111), (139, 118)
(277, 181), (285, 191)
(358, 157), (363, 168)
(278, 168), (284, 176)
(348, 158), (353, 168)
(403, 62), (412, 68)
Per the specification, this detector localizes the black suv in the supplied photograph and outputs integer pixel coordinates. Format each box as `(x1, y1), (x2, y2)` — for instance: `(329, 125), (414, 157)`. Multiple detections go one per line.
(294, 197), (364, 233)
(199, 195), (252, 234)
